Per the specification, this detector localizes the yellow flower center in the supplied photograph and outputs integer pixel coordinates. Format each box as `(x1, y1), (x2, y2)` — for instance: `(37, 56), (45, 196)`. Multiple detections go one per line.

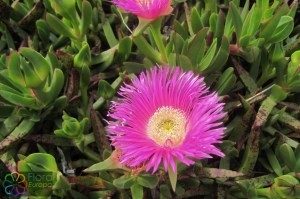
(147, 106), (187, 146)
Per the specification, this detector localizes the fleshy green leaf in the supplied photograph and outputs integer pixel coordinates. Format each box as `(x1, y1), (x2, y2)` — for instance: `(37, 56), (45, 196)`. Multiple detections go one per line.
(216, 67), (237, 95)
(7, 52), (26, 87)
(131, 183), (143, 199)
(80, 0), (92, 35)
(137, 175), (159, 189)
(46, 13), (77, 40)
(98, 80), (115, 100)
(168, 166), (177, 192)
(260, 4), (289, 42)
(269, 16), (293, 43)
(74, 43), (91, 68)
(199, 39), (217, 71)
(18, 153), (58, 172)
(279, 143), (296, 172)
(191, 7), (203, 34)
(118, 36), (132, 61)
(20, 48), (50, 83)
(265, 148), (282, 176)
(230, 2), (242, 41)
(187, 28), (208, 66)
(113, 175), (135, 189)
(103, 21), (118, 48)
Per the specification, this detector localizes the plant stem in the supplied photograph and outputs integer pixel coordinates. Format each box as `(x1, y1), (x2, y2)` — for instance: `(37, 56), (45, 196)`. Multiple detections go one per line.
(93, 97), (105, 110)
(133, 18), (152, 37)
(133, 35), (165, 65)
(80, 65), (90, 115)
(79, 146), (101, 162)
(84, 133), (95, 146)
(92, 17), (152, 65)
(0, 108), (22, 141)
(81, 86), (88, 114)
(0, 119), (36, 151)
(93, 74), (125, 109)
(245, 84), (274, 103)
(149, 18), (168, 63)
(71, 159), (95, 168)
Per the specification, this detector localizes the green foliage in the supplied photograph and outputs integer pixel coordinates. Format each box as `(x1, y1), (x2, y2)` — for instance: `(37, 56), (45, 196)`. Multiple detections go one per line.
(46, 0), (92, 50)
(0, 48), (64, 109)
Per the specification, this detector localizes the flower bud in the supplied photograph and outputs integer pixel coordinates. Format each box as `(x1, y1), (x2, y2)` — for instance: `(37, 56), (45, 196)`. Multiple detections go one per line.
(54, 112), (88, 140)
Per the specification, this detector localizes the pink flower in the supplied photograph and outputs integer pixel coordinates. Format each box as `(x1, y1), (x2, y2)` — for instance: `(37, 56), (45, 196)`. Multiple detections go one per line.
(108, 66), (226, 173)
(112, 0), (173, 20)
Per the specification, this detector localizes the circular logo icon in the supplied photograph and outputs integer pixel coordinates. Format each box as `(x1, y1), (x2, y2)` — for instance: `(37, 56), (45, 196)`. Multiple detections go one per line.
(2, 172), (28, 197)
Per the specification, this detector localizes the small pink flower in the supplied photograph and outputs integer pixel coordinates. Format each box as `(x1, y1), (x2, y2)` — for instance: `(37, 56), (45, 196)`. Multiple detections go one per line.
(108, 66), (226, 173)
(112, 0), (173, 20)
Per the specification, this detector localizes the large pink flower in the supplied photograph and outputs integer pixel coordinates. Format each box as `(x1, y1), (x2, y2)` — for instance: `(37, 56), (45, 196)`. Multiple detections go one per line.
(108, 66), (226, 173)
(112, 0), (173, 20)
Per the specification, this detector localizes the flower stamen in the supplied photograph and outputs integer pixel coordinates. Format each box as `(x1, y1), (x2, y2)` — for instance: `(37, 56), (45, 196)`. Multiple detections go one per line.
(147, 106), (187, 146)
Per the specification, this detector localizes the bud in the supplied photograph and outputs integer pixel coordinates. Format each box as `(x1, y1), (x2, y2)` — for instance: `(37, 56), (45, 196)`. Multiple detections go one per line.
(54, 112), (88, 140)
